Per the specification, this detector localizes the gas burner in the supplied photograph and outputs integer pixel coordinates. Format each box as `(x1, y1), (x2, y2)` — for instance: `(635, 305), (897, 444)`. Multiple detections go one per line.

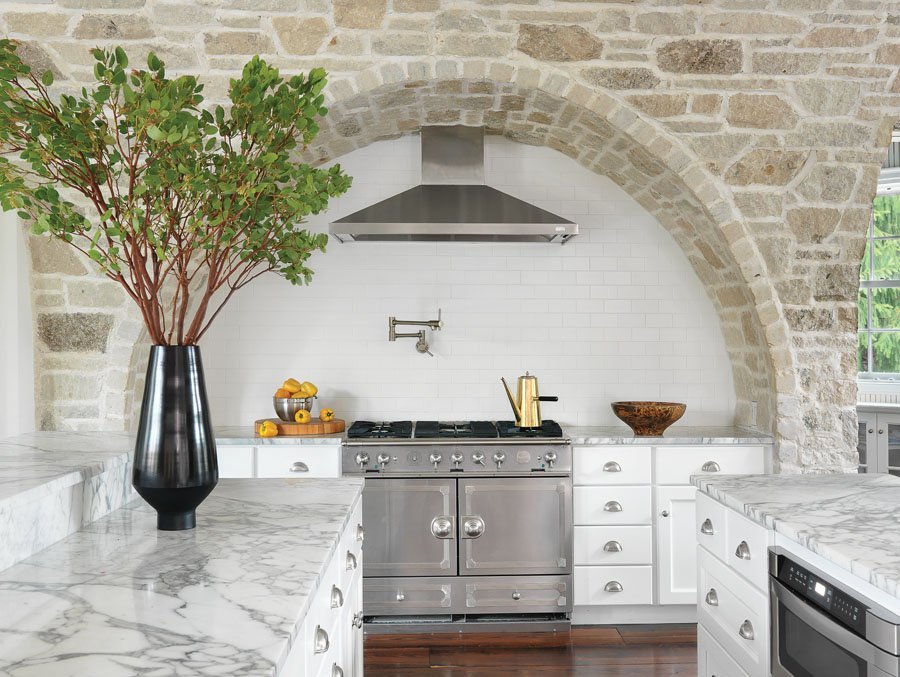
(496, 420), (564, 439)
(414, 421), (498, 439)
(347, 420), (413, 439)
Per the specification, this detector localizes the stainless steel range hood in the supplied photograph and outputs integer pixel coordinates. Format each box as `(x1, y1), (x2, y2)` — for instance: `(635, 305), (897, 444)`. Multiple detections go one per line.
(329, 126), (578, 244)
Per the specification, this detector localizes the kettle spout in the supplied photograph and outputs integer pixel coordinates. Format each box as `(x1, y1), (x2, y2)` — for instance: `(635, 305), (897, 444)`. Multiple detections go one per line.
(501, 377), (522, 421)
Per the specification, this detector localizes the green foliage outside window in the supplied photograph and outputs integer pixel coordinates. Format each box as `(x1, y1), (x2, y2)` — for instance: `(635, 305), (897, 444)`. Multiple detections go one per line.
(859, 195), (900, 374)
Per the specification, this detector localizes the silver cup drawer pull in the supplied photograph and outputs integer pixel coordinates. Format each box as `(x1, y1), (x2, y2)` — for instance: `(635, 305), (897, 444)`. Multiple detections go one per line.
(346, 551), (358, 570)
(604, 581), (623, 593)
(603, 461), (622, 473)
(352, 613), (363, 629)
(739, 619), (754, 641)
(705, 588), (719, 606)
(331, 664), (344, 677)
(330, 585), (344, 609)
(735, 540), (751, 560)
(603, 501), (623, 513)
(313, 625), (330, 654)
(356, 524), (364, 542)
(290, 461), (310, 473)
(701, 460), (721, 472)
(603, 540), (623, 553)
(700, 518), (715, 535)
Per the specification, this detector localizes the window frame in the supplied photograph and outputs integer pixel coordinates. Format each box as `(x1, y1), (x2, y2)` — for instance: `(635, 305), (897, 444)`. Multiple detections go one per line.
(859, 187), (900, 381)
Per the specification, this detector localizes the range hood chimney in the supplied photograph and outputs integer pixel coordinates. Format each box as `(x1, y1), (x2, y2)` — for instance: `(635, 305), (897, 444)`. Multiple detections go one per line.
(328, 126), (578, 244)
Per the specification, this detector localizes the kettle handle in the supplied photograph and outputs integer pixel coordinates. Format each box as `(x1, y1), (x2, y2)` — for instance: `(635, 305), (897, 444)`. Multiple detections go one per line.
(538, 396), (558, 402)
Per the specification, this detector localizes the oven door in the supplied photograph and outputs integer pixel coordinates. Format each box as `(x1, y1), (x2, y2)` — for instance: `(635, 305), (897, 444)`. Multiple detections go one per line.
(771, 577), (899, 677)
(362, 478), (457, 578)
(458, 476), (571, 577)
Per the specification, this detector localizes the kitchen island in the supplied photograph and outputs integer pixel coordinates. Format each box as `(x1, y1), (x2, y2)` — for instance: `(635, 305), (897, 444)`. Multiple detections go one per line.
(0, 477), (364, 676)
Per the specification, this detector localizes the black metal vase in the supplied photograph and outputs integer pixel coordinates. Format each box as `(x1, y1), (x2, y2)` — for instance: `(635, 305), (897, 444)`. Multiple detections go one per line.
(133, 345), (218, 531)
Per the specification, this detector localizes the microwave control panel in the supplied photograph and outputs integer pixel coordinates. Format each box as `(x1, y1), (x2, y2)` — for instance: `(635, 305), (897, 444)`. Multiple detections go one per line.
(777, 556), (867, 635)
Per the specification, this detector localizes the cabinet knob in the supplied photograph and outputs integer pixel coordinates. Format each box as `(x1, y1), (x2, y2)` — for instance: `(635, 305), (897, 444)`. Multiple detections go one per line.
(738, 619), (755, 641)
(352, 613), (363, 629)
(603, 540), (623, 553)
(512, 591), (521, 601)
(868, 429), (874, 434)
(705, 588), (719, 607)
(701, 460), (721, 472)
(700, 518), (715, 535)
(330, 585), (344, 609)
(290, 461), (310, 473)
(661, 510), (669, 517)
(735, 540), (751, 560)
(603, 500), (623, 513)
(879, 429), (885, 435)
(604, 581), (623, 593)
(396, 591), (405, 602)
(603, 461), (622, 473)
(314, 626), (330, 654)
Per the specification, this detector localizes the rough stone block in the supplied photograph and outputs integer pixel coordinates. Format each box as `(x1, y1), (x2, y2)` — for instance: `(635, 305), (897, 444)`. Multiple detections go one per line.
(582, 67), (659, 89)
(73, 14), (154, 40)
(273, 17), (330, 55)
(204, 31), (274, 55)
(657, 39), (742, 74)
(334, 0), (386, 29)
(726, 93), (798, 129)
(516, 24), (602, 61)
(38, 313), (114, 353)
(725, 149), (807, 186)
(627, 93), (688, 117)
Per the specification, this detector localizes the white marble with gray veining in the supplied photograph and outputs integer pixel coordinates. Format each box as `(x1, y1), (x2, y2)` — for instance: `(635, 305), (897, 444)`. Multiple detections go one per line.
(693, 473), (900, 600)
(0, 477), (363, 677)
(566, 426), (774, 445)
(215, 427), (345, 445)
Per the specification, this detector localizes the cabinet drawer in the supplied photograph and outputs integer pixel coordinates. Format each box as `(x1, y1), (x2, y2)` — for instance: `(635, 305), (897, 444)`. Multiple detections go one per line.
(654, 446), (764, 485)
(255, 445), (340, 478)
(217, 445), (254, 478)
(574, 526), (652, 565)
(574, 446), (651, 485)
(574, 565), (653, 606)
(698, 547), (768, 677)
(698, 623), (748, 677)
(364, 577), (454, 616)
(464, 575), (570, 614)
(574, 486), (652, 525)
(338, 499), (364, 593)
(726, 508), (770, 592)
(696, 491), (728, 563)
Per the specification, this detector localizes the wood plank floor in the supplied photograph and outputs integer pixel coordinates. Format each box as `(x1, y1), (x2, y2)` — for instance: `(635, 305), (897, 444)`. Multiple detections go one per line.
(364, 625), (698, 676)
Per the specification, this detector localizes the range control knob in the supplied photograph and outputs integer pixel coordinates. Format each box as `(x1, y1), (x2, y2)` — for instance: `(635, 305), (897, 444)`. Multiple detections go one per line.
(376, 453), (391, 467)
(429, 452), (443, 469)
(545, 451), (558, 468)
(493, 451), (506, 469)
(354, 452), (370, 468)
(472, 452), (486, 466)
(450, 452), (464, 468)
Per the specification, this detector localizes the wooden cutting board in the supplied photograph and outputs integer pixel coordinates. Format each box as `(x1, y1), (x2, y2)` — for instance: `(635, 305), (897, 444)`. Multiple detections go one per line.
(255, 418), (346, 436)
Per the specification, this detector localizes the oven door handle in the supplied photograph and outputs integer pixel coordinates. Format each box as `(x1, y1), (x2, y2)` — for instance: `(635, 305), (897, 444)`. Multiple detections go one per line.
(771, 577), (900, 676)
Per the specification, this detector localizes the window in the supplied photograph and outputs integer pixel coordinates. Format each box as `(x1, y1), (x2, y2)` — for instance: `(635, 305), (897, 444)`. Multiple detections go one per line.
(859, 194), (900, 378)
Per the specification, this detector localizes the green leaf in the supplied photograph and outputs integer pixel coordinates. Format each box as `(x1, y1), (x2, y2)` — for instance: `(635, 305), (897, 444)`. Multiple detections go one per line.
(146, 125), (165, 141)
(40, 70), (54, 87)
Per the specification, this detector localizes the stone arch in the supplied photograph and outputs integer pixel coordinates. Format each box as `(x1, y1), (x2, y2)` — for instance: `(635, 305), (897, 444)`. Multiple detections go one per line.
(300, 64), (788, 445)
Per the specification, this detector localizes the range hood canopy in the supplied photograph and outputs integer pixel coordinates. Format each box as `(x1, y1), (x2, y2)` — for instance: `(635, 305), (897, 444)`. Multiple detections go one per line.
(329, 126), (578, 244)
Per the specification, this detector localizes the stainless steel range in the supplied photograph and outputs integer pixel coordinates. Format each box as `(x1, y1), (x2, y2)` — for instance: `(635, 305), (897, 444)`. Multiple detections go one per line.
(342, 419), (572, 633)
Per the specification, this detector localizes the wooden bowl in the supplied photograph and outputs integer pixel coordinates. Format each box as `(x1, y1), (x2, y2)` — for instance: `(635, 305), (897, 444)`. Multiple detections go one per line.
(611, 401), (686, 436)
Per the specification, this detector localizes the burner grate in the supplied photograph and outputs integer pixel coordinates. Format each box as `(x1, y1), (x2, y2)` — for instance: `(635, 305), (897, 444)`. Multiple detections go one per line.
(414, 421), (498, 439)
(496, 420), (564, 439)
(347, 420), (414, 439)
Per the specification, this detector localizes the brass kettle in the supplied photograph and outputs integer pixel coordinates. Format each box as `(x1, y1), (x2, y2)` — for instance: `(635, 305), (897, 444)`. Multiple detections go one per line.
(501, 372), (558, 428)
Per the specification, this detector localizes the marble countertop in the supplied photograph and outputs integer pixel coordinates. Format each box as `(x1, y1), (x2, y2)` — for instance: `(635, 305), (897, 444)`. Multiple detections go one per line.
(693, 473), (900, 599)
(566, 426), (773, 445)
(0, 477), (364, 676)
(0, 432), (133, 510)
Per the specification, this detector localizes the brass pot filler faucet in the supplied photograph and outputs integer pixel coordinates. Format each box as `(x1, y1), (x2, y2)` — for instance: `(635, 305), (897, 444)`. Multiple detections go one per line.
(388, 309), (442, 356)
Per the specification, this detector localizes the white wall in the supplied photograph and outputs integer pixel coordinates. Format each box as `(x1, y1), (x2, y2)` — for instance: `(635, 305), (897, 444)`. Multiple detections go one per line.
(201, 135), (736, 428)
(0, 212), (35, 437)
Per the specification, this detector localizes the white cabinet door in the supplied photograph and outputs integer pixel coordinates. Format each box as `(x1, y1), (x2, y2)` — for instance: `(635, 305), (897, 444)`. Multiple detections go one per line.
(857, 412), (877, 473)
(656, 486), (698, 605)
(217, 445), (254, 478)
(256, 445), (341, 478)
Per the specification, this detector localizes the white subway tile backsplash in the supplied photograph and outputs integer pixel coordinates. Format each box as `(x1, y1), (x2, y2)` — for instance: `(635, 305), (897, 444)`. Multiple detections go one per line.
(202, 136), (736, 427)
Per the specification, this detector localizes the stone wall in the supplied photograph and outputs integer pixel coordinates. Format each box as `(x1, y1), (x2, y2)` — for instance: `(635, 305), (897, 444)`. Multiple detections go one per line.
(6, 0), (898, 471)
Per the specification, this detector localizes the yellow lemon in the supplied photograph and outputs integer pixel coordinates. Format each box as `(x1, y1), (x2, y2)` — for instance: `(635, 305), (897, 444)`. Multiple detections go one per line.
(320, 408), (335, 422)
(294, 409), (311, 424)
(259, 420), (279, 437)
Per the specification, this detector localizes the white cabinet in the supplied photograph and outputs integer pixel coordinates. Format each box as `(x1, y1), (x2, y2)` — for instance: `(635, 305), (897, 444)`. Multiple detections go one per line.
(656, 486), (698, 605)
(217, 445), (255, 478)
(280, 499), (364, 676)
(573, 442), (769, 620)
(214, 442), (341, 479)
(856, 410), (900, 475)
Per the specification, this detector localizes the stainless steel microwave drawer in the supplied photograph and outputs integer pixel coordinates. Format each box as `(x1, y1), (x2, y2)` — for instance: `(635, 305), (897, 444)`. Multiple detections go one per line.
(464, 575), (572, 615)
(364, 576), (456, 616)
